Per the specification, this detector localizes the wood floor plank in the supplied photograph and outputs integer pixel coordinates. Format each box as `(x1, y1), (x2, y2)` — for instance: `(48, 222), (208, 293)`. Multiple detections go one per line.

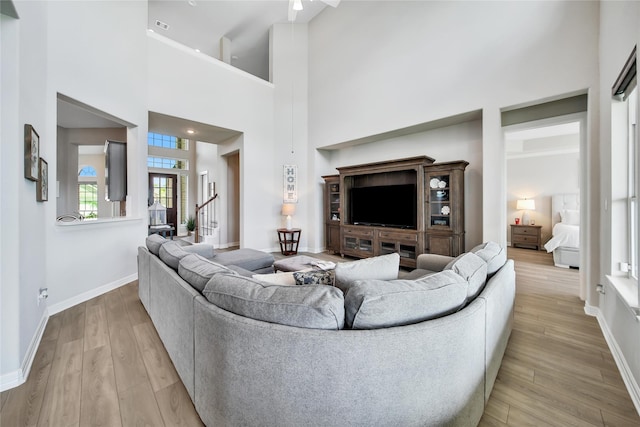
(79, 345), (122, 427)
(84, 303), (109, 352)
(133, 321), (180, 393)
(37, 339), (83, 427)
(118, 382), (165, 427)
(56, 303), (86, 346)
(107, 319), (150, 394)
(155, 381), (203, 426)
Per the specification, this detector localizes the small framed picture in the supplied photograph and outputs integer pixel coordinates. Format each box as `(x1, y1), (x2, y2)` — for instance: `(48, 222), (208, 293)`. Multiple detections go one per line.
(36, 158), (48, 202)
(24, 124), (40, 181)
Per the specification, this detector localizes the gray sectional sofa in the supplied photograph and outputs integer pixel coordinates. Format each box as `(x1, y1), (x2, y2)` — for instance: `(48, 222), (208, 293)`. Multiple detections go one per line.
(137, 237), (515, 427)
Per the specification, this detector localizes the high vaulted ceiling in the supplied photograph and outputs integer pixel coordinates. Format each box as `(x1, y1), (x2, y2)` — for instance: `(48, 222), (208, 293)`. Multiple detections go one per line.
(148, 0), (329, 81)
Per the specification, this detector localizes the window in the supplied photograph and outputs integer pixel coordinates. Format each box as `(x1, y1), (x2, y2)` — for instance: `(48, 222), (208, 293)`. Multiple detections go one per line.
(78, 183), (98, 219)
(148, 132), (188, 150)
(147, 156), (188, 170)
(79, 165), (97, 177)
(611, 46), (638, 283)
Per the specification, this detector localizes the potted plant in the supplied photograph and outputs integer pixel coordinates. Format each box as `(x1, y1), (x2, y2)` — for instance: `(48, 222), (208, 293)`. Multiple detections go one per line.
(186, 216), (196, 236)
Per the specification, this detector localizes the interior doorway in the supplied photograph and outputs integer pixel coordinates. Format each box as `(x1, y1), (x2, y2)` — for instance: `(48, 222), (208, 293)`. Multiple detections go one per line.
(225, 152), (240, 246)
(503, 112), (585, 295)
(149, 173), (178, 226)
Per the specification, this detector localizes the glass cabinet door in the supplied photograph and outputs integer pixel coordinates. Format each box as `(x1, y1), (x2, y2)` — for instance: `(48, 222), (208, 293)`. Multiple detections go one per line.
(427, 174), (451, 229)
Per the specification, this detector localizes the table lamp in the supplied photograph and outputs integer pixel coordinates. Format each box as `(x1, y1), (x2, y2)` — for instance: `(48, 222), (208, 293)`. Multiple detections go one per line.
(516, 199), (535, 225)
(282, 203), (296, 230)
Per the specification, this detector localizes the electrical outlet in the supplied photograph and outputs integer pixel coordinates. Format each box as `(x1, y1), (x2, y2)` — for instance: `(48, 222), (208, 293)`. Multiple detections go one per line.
(37, 288), (48, 306)
(620, 262), (630, 273)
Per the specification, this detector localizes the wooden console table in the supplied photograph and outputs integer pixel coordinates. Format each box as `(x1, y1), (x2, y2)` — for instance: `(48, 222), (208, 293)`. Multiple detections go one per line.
(277, 228), (301, 255)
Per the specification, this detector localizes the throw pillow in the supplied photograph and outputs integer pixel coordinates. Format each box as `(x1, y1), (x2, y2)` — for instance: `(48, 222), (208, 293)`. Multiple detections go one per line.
(183, 243), (215, 259)
(344, 270), (467, 329)
(334, 253), (400, 294)
(471, 241), (506, 277)
(146, 234), (166, 255)
(293, 270), (334, 286)
(178, 254), (235, 293)
(561, 209), (580, 225)
(252, 271), (298, 286)
(203, 273), (345, 330)
(445, 252), (488, 300)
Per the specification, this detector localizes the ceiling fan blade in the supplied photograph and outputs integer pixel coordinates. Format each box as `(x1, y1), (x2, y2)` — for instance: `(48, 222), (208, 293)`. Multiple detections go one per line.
(320, 0), (341, 7)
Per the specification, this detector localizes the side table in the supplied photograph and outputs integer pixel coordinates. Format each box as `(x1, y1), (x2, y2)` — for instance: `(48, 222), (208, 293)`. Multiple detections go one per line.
(510, 224), (542, 250)
(277, 228), (301, 256)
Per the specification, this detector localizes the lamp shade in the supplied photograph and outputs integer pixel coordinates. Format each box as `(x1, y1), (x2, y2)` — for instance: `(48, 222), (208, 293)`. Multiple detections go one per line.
(516, 199), (535, 211)
(282, 203), (296, 216)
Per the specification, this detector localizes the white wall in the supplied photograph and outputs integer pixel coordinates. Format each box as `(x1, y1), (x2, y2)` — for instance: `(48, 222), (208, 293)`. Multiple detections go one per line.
(507, 151), (580, 244)
(147, 34), (279, 251)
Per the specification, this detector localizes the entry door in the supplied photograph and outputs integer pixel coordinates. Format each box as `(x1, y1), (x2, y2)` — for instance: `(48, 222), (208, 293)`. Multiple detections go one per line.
(149, 173), (178, 226)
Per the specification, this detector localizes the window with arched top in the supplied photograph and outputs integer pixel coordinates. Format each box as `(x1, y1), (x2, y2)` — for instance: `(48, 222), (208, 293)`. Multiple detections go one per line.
(78, 165), (97, 177)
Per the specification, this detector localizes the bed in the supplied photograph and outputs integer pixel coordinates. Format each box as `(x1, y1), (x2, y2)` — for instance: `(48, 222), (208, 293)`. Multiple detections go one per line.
(544, 193), (580, 268)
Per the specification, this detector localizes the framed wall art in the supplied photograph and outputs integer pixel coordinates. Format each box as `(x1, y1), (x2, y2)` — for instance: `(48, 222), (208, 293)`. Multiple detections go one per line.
(24, 124), (40, 181)
(36, 158), (48, 202)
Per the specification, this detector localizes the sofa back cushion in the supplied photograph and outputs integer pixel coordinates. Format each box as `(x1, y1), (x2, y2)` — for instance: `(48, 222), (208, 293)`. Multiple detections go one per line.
(344, 270), (467, 329)
(159, 241), (190, 270)
(178, 254), (236, 293)
(471, 241), (506, 277)
(146, 234), (166, 255)
(334, 253), (400, 294)
(203, 273), (345, 330)
(445, 252), (488, 300)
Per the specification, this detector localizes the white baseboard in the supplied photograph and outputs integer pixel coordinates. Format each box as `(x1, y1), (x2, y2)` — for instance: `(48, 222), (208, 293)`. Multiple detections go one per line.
(48, 273), (138, 316)
(0, 310), (48, 392)
(591, 305), (640, 415)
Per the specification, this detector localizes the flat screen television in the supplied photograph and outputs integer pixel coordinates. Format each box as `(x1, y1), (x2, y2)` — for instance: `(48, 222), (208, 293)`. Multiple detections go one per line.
(349, 184), (417, 229)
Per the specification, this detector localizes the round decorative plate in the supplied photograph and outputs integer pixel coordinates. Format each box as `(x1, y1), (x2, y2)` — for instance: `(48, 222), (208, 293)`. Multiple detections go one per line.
(438, 180), (447, 188)
(441, 206), (451, 215)
(430, 178), (440, 189)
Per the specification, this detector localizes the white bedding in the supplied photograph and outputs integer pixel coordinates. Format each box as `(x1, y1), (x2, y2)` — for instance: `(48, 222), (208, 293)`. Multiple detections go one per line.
(544, 223), (580, 252)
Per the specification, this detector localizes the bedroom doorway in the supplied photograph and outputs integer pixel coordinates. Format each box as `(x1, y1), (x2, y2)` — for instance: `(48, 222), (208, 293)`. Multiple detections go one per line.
(503, 111), (586, 297)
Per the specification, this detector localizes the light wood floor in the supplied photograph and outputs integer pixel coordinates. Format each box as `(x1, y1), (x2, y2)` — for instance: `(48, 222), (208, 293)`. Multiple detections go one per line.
(1, 248), (638, 426)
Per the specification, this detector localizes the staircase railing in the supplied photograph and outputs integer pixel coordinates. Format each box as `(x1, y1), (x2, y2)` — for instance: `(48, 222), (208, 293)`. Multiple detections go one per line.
(195, 193), (218, 243)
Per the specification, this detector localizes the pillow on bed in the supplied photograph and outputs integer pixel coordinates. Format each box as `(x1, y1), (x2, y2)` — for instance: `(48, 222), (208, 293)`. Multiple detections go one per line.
(561, 209), (580, 225)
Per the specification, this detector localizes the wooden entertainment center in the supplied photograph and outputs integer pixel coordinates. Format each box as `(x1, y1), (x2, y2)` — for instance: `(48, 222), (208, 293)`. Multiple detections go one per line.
(323, 156), (468, 268)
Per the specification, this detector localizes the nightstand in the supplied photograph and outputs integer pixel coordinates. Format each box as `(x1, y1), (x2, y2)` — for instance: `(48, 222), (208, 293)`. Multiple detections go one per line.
(510, 224), (542, 250)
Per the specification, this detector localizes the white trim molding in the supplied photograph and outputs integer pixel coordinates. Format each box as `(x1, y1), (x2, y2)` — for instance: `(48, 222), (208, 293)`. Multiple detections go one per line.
(0, 310), (48, 392)
(48, 273), (138, 316)
(588, 304), (640, 415)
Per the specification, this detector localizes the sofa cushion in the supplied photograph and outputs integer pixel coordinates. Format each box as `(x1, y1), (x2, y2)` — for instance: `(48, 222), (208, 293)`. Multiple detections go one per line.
(471, 241), (506, 276)
(178, 254), (236, 293)
(146, 234), (166, 256)
(293, 270), (334, 286)
(159, 241), (190, 270)
(445, 252), (488, 300)
(334, 253), (400, 294)
(203, 273), (345, 330)
(213, 248), (274, 272)
(344, 270), (468, 330)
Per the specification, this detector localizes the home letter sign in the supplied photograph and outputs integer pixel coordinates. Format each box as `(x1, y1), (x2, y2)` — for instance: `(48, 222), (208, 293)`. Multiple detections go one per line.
(283, 165), (298, 203)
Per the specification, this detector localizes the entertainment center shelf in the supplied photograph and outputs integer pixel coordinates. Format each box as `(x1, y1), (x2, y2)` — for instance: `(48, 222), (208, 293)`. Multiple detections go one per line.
(324, 156), (468, 268)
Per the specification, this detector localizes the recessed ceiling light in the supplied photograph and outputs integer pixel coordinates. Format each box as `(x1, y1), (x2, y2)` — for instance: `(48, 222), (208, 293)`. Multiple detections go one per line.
(195, 48), (200, 53)
(147, 29), (154, 33)
(187, 129), (195, 134)
(231, 55), (239, 60)
(188, 0), (197, 6)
